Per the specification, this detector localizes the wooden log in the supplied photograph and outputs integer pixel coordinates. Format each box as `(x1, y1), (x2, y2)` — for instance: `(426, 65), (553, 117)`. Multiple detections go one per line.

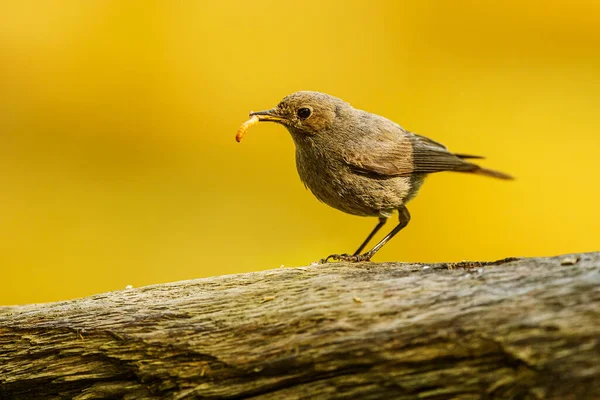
(1, 252), (599, 399)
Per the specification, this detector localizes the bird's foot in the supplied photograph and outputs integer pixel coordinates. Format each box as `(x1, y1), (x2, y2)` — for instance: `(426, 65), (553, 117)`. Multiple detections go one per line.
(320, 253), (372, 263)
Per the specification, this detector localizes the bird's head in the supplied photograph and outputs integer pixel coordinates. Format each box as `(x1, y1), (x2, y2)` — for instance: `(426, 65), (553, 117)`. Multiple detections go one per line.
(249, 91), (349, 140)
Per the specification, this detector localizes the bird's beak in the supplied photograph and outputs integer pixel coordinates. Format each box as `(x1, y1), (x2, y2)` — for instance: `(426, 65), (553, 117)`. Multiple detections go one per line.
(249, 109), (286, 123)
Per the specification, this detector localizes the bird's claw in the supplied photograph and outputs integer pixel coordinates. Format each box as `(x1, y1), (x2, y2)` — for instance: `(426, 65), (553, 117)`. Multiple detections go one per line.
(320, 253), (372, 263)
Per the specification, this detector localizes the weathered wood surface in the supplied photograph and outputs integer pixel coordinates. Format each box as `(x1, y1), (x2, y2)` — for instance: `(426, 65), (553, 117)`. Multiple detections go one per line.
(1, 252), (599, 400)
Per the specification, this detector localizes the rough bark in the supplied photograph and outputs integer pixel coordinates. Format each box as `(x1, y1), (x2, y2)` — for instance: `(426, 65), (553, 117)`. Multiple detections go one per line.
(1, 252), (599, 400)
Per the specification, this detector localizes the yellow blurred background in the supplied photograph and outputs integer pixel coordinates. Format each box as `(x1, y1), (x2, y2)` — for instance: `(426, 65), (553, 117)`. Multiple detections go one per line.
(1, 1), (599, 305)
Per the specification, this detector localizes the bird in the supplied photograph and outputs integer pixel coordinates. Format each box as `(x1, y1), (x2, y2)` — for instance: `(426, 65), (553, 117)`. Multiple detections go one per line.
(237, 91), (512, 262)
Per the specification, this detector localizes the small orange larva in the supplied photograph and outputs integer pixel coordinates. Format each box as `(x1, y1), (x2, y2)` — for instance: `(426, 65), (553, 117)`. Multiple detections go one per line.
(235, 115), (259, 142)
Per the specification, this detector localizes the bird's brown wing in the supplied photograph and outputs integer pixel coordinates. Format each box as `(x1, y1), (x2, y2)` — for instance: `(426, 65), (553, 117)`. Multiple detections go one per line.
(344, 130), (481, 178)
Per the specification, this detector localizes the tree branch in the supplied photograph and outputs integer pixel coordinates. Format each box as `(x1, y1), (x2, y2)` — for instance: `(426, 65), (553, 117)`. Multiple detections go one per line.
(1, 253), (599, 399)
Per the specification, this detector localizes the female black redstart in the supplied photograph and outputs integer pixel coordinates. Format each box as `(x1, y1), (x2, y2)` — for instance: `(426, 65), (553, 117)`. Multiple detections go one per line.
(237, 91), (512, 262)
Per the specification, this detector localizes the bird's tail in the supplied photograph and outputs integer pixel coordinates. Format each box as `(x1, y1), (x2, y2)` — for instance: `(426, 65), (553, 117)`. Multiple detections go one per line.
(454, 153), (485, 160)
(452, 152), (513, 180)
(467, 165), (514, 180)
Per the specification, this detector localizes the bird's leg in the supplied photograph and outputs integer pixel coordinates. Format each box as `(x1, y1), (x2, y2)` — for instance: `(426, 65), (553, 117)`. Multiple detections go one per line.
(321, 207), (410, 263)
(358, 206), (411, 261)
(320, 217), (386, 263)
(353, 217), (387, 256)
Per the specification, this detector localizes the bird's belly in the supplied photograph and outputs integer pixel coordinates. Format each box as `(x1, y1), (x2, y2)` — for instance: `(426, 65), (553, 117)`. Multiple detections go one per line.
(297, 159), (413, 217)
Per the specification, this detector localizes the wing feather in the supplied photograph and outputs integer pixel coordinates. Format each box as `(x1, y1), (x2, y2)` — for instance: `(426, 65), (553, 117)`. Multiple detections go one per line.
(343, 127), (482, 177)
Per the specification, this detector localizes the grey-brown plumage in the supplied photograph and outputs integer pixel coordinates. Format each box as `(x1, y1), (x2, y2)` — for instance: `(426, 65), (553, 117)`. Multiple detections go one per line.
(244, 91), (512, 262)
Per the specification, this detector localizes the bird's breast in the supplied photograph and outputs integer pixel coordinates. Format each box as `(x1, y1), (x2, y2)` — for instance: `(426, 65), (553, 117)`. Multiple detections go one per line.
(294, 146), (412, 217)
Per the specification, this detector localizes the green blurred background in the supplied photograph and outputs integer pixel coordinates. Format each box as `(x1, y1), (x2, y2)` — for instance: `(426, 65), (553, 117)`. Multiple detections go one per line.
(1, 1), (599, 305)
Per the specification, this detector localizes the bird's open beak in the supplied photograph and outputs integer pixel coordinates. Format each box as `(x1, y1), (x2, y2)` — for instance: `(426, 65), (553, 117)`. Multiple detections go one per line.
(236, 109), (287, 142)
(249, 109), (286, 123)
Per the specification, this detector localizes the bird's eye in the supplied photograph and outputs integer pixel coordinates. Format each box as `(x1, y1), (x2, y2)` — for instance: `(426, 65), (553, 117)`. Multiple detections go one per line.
(297, 107), (311, 119)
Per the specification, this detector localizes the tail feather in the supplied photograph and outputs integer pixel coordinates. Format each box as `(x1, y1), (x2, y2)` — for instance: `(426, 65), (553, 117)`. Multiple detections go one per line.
(454, 153), (485, 160)
(469, 166), (514, 180)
